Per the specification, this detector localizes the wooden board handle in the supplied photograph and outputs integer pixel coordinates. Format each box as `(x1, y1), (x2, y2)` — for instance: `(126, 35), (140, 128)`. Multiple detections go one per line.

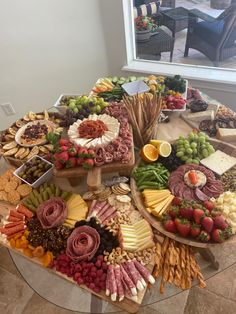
(87, 167), (102, 191)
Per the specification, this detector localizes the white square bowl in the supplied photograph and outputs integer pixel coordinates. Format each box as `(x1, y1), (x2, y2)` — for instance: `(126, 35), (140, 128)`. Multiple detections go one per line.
(14, 155), (54, 188)
(53, 94), (81, 114)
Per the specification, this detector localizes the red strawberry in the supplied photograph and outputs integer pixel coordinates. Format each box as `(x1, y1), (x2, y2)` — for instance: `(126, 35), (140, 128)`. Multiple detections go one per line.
(190, 223), (201, 238)
(59, 145), (69, 152)
(172, 197), (181, 206)
(193, 208), (205, 224)
(211, 229), (225, 243)
(82, 158), (94, 170)
(59, 138), (70, 146)
(203, 200), (215, 212)
(56, 151), (69, 164)
(168, 206), (179, 219)
(87, 149), (95, 158)
(66, 157), (77, 168)
(179, 206), (193, 220)
(54, 160), (64, 170)
(201, 216), (214, 233)
(68, 147), (77, 157)
(224, 226), (233, 239)
(163, 218), (177, 233)
(78, 147), (88, 158)
(213, 215), (228, 230)
(197, 230), (210, 242)
(175, 218), (191, 237)
(77, 157), (84, 166)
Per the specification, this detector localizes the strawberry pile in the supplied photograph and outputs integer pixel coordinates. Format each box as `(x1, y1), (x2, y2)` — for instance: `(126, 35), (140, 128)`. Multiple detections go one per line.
(50, 138), (95, 170)
(162, 95), (186, 110)
(162, 197), (232, 243)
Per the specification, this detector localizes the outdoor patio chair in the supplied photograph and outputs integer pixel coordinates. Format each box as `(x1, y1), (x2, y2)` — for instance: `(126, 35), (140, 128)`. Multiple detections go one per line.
(184, 5), (236, 66)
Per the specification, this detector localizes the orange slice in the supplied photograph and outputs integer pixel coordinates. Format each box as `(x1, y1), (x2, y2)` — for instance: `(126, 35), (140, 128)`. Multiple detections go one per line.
(140, 144), (159, 162)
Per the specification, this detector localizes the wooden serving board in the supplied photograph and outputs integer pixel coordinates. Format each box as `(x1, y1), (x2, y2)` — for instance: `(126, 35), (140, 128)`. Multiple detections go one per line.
(53, 127), (135, 190)
(130, 138), (236, 248)
(0, 199), (154, 314)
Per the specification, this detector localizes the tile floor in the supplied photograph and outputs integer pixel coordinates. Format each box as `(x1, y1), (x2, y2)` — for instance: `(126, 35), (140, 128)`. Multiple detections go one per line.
(1, 245), (236, 314)
(137, 0), (236, 69)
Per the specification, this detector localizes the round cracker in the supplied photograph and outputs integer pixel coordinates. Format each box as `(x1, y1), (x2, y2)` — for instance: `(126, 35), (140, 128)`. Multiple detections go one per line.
(17, 184), (32, 197)
(4, 181), (18, 193)
(108, 194), (117, 206)
(0, 177), (9, 190)
(7, 190), (21, 205)
(82, 191), (95, 200)
(10, 176), (22, 187)
(119, 183), (131, 192)
(116, 195), (131, 203)
(0, 190), (8, 201)
(94, 185), (106, 195)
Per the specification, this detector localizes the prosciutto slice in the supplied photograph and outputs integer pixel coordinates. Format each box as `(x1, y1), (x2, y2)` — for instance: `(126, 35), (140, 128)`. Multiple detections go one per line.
(66, 226), (100, 262)
(37, 197), (67, 229)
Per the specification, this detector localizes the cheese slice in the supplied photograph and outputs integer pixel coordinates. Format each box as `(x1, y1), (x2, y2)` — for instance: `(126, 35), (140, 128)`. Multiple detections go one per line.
(200, 150), (236, 176)
(185, 110), (215, 122)
(216, 128), (236, 142)
(151, 195), (174, 217)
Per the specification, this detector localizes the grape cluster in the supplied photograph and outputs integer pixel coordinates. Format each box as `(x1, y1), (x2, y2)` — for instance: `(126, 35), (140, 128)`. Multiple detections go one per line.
(176, 132), (215, 164)
(75, 218), (119, 259)
(158, 145), (184, 172)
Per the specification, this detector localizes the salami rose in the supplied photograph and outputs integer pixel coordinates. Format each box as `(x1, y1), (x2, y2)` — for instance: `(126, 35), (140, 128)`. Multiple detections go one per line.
(66, 226), (100, 262)
(37, 197), (67, 229)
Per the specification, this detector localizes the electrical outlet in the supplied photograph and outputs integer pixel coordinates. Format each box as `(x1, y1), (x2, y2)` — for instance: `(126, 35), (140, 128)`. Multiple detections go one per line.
(1, 103), (16, 116)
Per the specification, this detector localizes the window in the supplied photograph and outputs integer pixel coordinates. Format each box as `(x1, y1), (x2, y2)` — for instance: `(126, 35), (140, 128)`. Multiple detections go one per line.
(122, 0), (236, 85)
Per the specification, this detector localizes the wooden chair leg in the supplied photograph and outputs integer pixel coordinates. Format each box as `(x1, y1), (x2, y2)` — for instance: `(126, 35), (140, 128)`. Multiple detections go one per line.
(197, 247), (220, 270)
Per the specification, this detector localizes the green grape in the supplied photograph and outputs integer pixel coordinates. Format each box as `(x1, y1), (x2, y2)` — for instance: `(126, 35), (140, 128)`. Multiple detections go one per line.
(192, 148), (198, 155)
(190, 142), (197, 149)
(176, 151), (184, 157)
(181, 156), (188, 161)
(199, 136), (206, 144)
(186, 148), (193, 155)
(208, 145), (215, 154)
(192, 159), (199, 164)
(186, 158), (193, 163)
(188, 132), (195, 141)
(202, 149), (209, 158)
(198, 132), (206, 137)
(178, 139), (184, 145)
(77, 104), (82, 111)
(73, 108), (79, 113)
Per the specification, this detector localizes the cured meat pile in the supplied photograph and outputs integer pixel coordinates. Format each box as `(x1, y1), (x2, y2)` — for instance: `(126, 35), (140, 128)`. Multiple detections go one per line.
(168, 164), (224, 201)
(106, 260), (155, 302)
(66, 226), (100, 262)
(87, 200), (117, 225)
(0, 204), (33, 239)
(78, 120), (108, 139)
(37, 197), (67, 229)
(95, 102), (133, 166)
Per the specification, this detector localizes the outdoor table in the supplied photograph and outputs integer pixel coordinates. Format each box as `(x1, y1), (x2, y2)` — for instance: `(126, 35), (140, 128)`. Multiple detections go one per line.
(161, 6), (190, 38)
(136, 28), (174, 62)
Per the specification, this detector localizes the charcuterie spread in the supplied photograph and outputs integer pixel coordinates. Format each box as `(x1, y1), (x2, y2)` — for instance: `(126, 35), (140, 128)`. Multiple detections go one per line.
(0, 74), (236, 313)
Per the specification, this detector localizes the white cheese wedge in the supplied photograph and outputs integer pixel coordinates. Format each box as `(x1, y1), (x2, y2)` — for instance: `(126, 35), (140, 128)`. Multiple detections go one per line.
(200, 150), (236, 176)
(216, 128), (236, 142)
(185, 110), (215, 122)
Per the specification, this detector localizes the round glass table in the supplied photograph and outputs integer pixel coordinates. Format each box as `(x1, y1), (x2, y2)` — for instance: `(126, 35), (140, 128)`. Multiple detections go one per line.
(8, 241), (236, 313)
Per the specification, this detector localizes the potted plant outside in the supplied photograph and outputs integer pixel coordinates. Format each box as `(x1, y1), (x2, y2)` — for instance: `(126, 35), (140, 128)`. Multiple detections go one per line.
(135, 16), (157, 42)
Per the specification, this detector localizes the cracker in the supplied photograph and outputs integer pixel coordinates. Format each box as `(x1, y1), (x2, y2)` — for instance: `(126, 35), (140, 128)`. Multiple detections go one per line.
(0, 191), (8, 201)
(10, 176), (22, 187)
(3, 168), (16, 179)
(4, 181), (18, 193)
(108, 194), (117, 206)
(3, 147), (19, 156)
(0, 177), (9, 190)
(94, 185), (106, 195)
(116, 195), (131, 203)
(17, 184), (32, 197)
(82, 191), (95, 200)
(119, 183), (131, 192)
(7, 190), (21, 205)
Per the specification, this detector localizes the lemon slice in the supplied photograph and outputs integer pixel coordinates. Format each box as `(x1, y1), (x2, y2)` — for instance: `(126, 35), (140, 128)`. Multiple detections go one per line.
(150, 139), (163, 148)
(140, 144), (159, 162)
(158, 142), (172, 157)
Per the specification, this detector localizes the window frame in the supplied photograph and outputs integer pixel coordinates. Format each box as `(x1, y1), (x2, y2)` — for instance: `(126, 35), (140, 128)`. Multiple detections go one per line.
(122, 0), (236, 85)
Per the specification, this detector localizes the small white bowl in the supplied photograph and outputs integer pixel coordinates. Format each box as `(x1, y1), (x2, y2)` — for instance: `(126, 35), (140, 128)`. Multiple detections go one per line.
(53, 94), (81, 114)
(14, 155), (54, 188)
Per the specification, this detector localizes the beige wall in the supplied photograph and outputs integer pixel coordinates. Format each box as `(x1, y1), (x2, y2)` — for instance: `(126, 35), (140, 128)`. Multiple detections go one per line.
(0, 0), (235, 131)
(0, 0), (109, 129)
